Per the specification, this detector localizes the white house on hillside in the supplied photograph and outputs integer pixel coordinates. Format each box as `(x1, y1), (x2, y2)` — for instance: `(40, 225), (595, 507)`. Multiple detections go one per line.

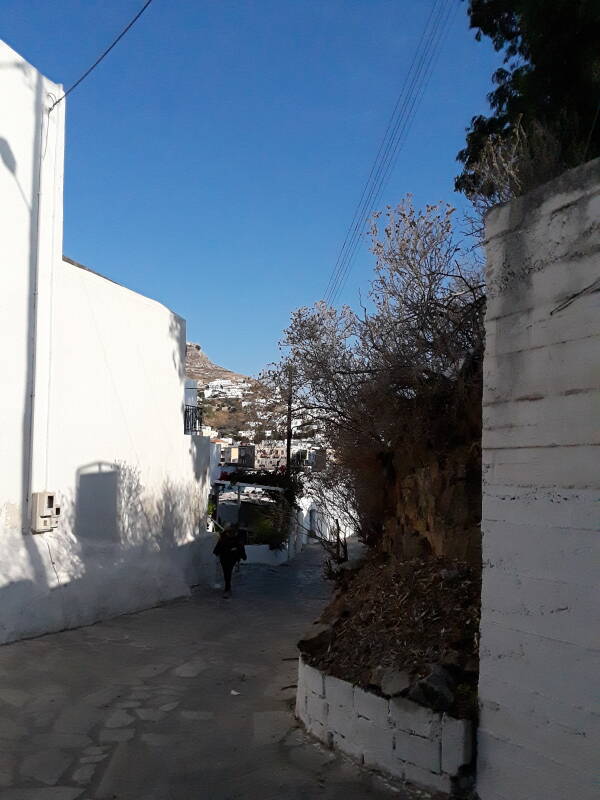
(203, 378), (251, 399)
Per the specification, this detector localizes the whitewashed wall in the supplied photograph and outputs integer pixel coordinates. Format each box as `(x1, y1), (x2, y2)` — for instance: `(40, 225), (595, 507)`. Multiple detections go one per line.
(478, 159), (600, 800)
(296, 491), (354, 546)
(296, 657), (473, 794)
(0, 41), (214, 645)
(0, 40), (65, 643)
(209, 442), (222, 482)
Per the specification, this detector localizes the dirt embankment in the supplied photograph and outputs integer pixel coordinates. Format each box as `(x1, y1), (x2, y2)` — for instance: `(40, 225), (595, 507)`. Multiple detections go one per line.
(300, 554), (481, 719)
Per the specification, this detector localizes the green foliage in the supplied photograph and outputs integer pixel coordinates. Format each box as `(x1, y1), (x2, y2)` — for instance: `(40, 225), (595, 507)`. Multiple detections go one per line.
(239, 502), (289, 550)
(248, 511), (288, 550)
(207, 497), (217, 520)
(457, 0), (600, 197)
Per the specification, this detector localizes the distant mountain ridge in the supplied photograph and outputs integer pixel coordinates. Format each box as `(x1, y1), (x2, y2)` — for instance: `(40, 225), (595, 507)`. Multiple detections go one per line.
(185, 342), (249, 385)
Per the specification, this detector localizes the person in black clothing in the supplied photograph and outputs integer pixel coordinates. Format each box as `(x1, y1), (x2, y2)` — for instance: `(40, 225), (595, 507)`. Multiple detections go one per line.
(213, 524), (247, 598)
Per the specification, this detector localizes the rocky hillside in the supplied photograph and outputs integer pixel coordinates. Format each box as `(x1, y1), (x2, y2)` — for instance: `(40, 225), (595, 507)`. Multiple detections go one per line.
(185, 343), (281, 439)
(185, 342), (249, 385)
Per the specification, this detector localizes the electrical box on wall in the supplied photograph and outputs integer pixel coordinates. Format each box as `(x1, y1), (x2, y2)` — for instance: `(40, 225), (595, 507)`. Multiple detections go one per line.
(31, 491), (61, 534)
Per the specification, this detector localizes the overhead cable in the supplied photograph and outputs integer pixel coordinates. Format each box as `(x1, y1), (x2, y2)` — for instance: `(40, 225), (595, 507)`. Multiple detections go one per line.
(50, 0), (156, 111)
(324, 0), (456, 306)
(329, 0), (454, 305)
(323, 0), (443, 304)
(325, 0), (452, 304)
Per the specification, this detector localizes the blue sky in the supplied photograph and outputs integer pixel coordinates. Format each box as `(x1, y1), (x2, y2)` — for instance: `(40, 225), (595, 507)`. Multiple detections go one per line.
(4, 0), (500, 376)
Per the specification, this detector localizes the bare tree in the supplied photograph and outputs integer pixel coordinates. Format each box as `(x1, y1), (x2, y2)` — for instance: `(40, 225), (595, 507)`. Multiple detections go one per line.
(269, 198), (484, 558)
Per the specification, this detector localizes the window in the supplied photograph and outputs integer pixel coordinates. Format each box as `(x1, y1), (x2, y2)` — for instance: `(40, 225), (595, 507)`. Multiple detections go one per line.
(184, 404), (202, 434)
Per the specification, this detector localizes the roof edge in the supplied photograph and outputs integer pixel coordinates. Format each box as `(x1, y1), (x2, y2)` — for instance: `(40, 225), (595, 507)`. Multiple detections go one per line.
(62, 255), (184, 323)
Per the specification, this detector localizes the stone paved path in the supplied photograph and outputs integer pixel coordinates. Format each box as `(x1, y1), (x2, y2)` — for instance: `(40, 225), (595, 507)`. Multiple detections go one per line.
(0, 544), (429, 800)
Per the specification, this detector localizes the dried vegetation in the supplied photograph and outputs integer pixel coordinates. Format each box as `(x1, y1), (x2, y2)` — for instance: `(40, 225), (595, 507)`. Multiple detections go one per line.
(311, 554), (481, 718)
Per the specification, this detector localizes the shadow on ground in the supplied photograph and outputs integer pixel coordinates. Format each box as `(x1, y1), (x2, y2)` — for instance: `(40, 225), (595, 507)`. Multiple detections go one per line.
(0, 545), (434, 800)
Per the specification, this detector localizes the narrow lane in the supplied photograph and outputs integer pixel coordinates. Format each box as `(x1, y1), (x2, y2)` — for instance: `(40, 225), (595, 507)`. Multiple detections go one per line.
(0, 545), (415, 799)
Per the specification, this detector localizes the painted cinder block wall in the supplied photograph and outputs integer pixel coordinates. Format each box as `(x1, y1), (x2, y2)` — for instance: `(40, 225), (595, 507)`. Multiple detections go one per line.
(296, 657), (473, 794)
(0, 41), (214, 645)
(477, 158), (600, 800)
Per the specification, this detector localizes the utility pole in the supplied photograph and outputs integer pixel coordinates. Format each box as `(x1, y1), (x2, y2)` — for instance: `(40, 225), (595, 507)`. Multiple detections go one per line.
(285, 365), (293, 476)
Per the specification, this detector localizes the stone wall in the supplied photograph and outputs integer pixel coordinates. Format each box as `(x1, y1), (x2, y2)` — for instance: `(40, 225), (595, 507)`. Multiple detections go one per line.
(296, 657), (473, 794)
(477, 158), (600, 800)
(386, 442), (482, 565)
(379, 356), (483, 566)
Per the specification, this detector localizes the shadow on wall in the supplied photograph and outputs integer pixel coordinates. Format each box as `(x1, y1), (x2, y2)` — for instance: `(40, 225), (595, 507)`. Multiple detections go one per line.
(76, 462), (119, 544)
(0, 136), (30, 210)
(73, 460), (207, 561)
(0, 61), (51, 643)
(190, 433), (210, 483)
(69, 460), (212, 607)
(0, 458), (212, 645)
(170, 313), (187, 384)
(0, 57), (38, 213)
(17, 67), (51, 602)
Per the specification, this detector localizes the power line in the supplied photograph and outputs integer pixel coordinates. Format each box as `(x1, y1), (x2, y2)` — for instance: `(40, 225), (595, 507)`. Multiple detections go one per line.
(325, 0), (451, 304)
(50, 0), (156, 111)
(329, 0), (455, 305)
(324, 0), (456, 306)
(326, 0), (453, 305)
(323, 0), (442, 304)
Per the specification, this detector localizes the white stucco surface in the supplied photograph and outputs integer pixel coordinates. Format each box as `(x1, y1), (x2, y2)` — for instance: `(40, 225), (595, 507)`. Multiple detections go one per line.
(477, 159), (600, 800)
(244, 544), (289, 565)
(0, 41), (213, 645)
(0, 40), (65, 642)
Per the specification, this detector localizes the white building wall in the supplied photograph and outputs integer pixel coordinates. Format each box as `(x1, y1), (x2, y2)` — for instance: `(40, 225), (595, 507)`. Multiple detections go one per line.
(209, 442), (222, 482)
(297, 490), (354, 544)
(477, 159), (600, 800)
(0, 40), (66, 642)
(0, 41), (214, 645)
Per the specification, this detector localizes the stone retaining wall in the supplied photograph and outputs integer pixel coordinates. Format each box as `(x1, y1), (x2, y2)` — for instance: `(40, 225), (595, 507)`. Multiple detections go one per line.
(295, 657), (472, 794)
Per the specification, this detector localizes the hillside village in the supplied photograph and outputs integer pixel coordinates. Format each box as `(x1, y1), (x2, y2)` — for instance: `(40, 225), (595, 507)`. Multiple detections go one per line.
(185, 342), (326, 474)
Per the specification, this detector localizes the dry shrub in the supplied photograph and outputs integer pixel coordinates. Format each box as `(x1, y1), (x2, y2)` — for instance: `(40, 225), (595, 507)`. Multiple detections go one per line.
(271, 198), (485, 563)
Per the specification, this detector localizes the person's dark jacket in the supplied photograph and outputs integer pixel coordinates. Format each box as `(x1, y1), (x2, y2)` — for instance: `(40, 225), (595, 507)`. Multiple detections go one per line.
(213, 531), (247, 562)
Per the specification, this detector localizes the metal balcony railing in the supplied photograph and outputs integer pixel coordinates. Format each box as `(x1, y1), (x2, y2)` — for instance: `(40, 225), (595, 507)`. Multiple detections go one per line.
(184, 404), (202, 434)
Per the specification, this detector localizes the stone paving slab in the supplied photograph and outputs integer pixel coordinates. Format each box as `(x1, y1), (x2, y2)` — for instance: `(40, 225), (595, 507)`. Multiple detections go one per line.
(0, 545), (437, 799)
